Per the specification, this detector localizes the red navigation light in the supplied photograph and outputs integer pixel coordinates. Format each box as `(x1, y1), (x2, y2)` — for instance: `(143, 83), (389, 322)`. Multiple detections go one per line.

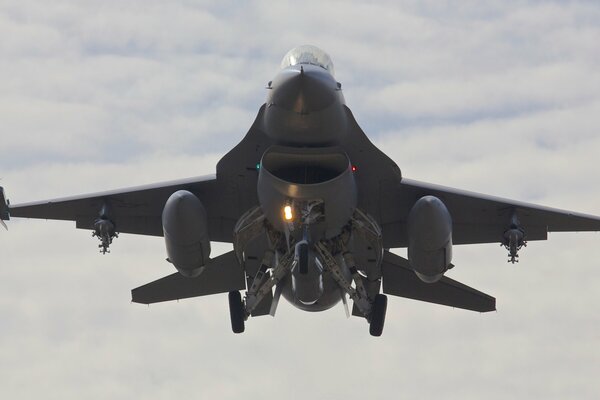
(351, 165), (357, 172)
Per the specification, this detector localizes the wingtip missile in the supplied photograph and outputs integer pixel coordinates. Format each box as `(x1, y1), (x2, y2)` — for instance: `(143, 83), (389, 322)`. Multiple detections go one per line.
(0, 186), (9, 230)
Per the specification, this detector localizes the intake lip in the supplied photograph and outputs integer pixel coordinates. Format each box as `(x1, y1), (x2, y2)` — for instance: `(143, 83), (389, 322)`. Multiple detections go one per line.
(257, 145), (357, 238)
(261, 145), (349, 186)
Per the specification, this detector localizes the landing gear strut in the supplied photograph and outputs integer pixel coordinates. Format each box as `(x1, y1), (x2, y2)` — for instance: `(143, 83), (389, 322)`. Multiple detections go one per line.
(231, 205), (387, 336)
(315, 241), (387, 336)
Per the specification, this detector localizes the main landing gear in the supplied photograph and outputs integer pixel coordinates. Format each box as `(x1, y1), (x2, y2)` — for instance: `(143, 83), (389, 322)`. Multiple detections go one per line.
(228, 291), (245, 334)
(368, 294), (387, 337)
(230, 206), (388, 336)
(229, 290), (388, 337)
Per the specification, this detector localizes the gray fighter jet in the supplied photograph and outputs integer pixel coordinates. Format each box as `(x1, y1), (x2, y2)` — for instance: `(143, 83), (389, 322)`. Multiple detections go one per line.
(2, 45), (600, 336)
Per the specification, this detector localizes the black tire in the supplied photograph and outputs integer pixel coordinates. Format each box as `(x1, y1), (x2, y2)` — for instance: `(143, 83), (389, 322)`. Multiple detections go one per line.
(298, 242), (309, 275)
(228, 291), (245, 334)
(369, 294), (388, 337)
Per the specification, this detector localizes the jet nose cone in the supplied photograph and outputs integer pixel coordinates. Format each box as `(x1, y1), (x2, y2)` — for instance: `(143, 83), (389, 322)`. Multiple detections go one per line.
(270, 64), (337, 114)
(264, 63), (347, 145)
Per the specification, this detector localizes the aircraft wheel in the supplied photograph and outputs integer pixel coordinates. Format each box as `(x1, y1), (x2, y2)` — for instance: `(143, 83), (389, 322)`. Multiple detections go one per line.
(369, 294), (387, 337)
(228, 291), (245, 334)
(298, 242), (309, 274)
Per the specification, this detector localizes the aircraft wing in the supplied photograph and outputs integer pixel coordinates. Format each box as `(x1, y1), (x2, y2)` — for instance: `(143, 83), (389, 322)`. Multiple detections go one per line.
(3, 175), (238, 243)
(381, 178), (600, 247)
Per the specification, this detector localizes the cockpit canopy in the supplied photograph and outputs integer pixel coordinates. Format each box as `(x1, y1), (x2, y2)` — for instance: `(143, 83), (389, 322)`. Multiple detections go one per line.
(280, 45), (335, 76)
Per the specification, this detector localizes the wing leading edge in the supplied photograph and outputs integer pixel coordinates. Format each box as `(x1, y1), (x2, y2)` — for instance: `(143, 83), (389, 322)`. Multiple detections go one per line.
(5, 174), (237, 243)
(381, 178), (600, 248)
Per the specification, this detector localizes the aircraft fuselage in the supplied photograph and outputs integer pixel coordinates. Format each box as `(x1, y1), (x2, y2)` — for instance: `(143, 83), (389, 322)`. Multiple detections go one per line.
(244, 50), (375, 313)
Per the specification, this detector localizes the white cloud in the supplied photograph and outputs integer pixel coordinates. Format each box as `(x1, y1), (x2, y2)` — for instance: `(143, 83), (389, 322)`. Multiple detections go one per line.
(0, 1), (599, 399)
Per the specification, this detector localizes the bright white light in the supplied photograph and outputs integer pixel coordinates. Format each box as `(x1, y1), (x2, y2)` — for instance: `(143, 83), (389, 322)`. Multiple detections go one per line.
(283, 205), (293, 221)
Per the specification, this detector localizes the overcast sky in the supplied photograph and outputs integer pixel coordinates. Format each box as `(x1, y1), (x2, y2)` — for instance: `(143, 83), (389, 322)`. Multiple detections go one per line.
(1, 1), (599, 399)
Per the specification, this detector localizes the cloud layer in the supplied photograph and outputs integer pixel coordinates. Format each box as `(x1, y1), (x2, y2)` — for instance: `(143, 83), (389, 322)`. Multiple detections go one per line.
(1, 1), (599, 399)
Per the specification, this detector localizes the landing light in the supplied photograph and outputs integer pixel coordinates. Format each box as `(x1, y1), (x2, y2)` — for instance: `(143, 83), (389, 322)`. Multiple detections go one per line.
(283, 205), (294, 221)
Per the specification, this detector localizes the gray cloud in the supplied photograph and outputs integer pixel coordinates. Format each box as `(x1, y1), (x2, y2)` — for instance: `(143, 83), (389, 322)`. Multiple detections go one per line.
(0, 1), (599, 399)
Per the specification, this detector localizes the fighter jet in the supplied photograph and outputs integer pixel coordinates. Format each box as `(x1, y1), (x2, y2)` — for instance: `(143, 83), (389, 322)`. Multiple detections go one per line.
(2, 45), (600, 336)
